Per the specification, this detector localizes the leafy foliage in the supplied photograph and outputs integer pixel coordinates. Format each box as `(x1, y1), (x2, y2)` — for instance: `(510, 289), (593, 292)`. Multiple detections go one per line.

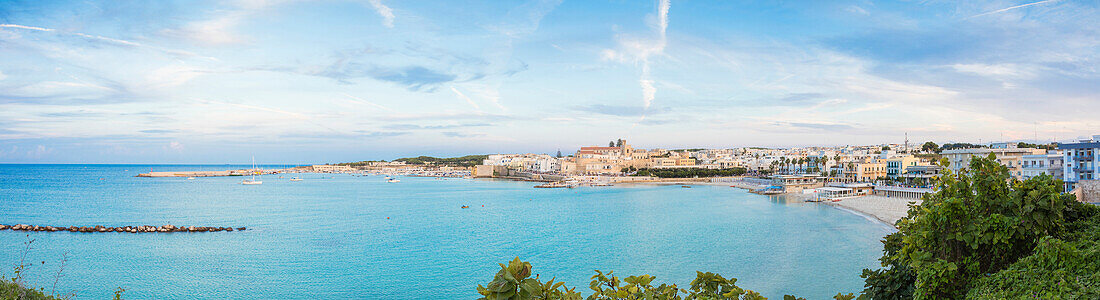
(859, 233), (915, 300)
(920, 142), (939, 153)
(477, 257), (582, 300)
(337, 155), (489, 167)
(1016, 142), (1057, 150)
(395, 155), (489, 167)
(632, 168), (747, 178)
(966, 204), (1100, 299)
(477, 258), (841, 299)
(938, 143), (980, 151)
(862, 154), (1082, 299)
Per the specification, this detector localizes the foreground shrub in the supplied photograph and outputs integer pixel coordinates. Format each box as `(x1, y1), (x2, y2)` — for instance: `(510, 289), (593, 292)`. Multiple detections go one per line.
(861, 154), (1087, 299)
(476, 257), (856, 300)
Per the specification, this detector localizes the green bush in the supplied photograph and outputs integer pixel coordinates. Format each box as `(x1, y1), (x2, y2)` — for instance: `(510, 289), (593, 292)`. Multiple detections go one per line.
(1, 280), (61, 300)
(476, 257), (856, 300)
(632, 168), (747, 178)
(861, 154), (1086, 299)
(966, 204), (1100, 299)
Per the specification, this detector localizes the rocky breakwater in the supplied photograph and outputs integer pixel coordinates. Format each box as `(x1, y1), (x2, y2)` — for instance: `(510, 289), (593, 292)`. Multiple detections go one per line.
(0, 224), (246, 233)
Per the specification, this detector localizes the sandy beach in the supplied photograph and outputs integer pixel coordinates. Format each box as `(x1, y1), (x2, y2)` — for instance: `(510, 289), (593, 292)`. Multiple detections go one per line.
(826, 195), (921, 226)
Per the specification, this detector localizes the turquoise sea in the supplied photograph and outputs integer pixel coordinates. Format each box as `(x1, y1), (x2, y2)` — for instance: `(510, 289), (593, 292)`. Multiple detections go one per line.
(0, 165), (892, 299)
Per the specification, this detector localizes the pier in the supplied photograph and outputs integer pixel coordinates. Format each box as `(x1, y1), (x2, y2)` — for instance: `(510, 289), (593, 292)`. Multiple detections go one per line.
(0, 224), (246, 233)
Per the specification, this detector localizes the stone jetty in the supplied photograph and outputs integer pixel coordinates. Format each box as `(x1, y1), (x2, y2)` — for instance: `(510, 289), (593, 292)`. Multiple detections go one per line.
(0, 224), (246, 233)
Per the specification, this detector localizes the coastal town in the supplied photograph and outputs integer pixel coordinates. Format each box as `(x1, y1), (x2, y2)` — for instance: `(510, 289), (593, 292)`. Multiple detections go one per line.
(136, 136), (1100, 225)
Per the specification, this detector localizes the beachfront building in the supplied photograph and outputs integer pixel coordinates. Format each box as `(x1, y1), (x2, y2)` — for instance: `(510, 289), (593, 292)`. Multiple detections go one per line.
(941, 146), (1046, 179)
(482, 154), (562, 173)
(1059, 136), (1100, 193)
(771, 174), (827, 193)
(836, 158), (886, 183)
(885, 155), (924, 178)
(1021, 153), (1064, 180)
(899, 165), (942, 186)
(857, 160), (888, 182)
(873, 185), (933, 200)
(311, 165), (354, 172)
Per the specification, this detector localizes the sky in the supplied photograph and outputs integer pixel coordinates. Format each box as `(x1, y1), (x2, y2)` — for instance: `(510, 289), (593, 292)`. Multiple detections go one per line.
(0, 0), (1098, 163)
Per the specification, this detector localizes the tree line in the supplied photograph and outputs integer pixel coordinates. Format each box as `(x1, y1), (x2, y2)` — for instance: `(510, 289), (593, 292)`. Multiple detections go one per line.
(630, 167), (747, 178)
(337, 155), (489, 168)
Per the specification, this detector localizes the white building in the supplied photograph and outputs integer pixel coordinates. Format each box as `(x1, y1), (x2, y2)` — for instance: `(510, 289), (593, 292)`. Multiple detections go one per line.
(483, 154), (562, 173)
(1021, 153), (1063, 180)
(1059, 136), (1100, 192)
(940, 147), (1046, 179)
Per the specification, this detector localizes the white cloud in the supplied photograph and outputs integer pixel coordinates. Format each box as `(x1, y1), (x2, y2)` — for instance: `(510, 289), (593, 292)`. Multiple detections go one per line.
(0, 70), (6, 81)
(601, 0), (671, 120)
(465, 84), (506, 112)
(450, 86), (481, 111)
(7, 81), (115, 98)
(27, 145), (53, 159)
(368, 0), (396, 28)
(166, 141), (184, 151)
(162, 0), (296, 46)
(164, 13), (247, 46)
(343, 93), (393, 111)
(0, 24), (54, 32)
(951, 63), (1035, 79)
(846, 6), (869, 16)
(145, 64), (207, 89)
(968, 0), (1062, 19)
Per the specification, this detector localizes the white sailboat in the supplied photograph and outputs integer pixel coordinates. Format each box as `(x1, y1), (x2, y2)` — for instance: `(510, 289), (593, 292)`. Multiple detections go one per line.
(242, 156), (263, 185)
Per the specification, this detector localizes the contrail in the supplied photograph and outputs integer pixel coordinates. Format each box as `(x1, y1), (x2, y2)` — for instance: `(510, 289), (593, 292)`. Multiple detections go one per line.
(0, 23), (217, 61)
(450, 86), (482, 111)
(0, 24), (53, 31)
(342, 93), (394, 112)
(968, 0), (1060, 18)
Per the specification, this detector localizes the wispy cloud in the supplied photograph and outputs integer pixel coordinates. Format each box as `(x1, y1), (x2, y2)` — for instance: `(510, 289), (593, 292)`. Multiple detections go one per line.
(968, 0), (1061, 19)
(450, 86), (481, 111)
(367, 0), (396, 28)
(1, 23), (214, 60)
(0, 24), (54, 32)
(441, 131), (486, 138)
(315, 63), (457, 91)
(342, 93), (393, 111)
(573, 104), (670, 117)
(600, 0), (671, 122)
(383, 123), (492, 130)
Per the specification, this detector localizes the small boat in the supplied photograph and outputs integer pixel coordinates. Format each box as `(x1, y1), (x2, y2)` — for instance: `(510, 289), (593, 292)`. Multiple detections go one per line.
(241, 156), (262, 185)
(187, 177), (196, 180)
(290, 177), (303, 181)
(461, 205), (470, 209)
(387, 178), (400, 183)
(681, 185), (692, 188)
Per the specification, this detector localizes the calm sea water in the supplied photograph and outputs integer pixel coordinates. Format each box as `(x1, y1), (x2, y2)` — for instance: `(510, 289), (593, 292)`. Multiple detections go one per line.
(0, 164), (891, 299)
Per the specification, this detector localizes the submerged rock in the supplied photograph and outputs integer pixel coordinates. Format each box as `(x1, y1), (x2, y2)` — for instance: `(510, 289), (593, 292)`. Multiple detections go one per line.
(1, 223), (247, 233)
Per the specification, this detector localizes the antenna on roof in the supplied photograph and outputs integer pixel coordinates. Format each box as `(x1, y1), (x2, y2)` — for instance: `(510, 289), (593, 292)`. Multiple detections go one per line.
(904, 132), (909, 153)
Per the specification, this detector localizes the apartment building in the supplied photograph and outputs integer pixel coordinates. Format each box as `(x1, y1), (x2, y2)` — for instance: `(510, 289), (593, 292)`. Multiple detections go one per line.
(1059, 136), (1100, 192)
(1021, 153), (1063, 180)
(941, 146), (1046, 179)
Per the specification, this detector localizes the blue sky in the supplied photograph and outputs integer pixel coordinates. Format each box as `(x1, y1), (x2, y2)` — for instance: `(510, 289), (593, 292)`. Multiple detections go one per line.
(0, 0), (1098, 163)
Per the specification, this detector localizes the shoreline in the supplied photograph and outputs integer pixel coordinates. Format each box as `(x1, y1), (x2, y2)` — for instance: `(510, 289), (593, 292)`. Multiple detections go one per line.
(826, 203), (901, 231)
(824, 195), (918, 228)
(722, 181), (909, 229)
